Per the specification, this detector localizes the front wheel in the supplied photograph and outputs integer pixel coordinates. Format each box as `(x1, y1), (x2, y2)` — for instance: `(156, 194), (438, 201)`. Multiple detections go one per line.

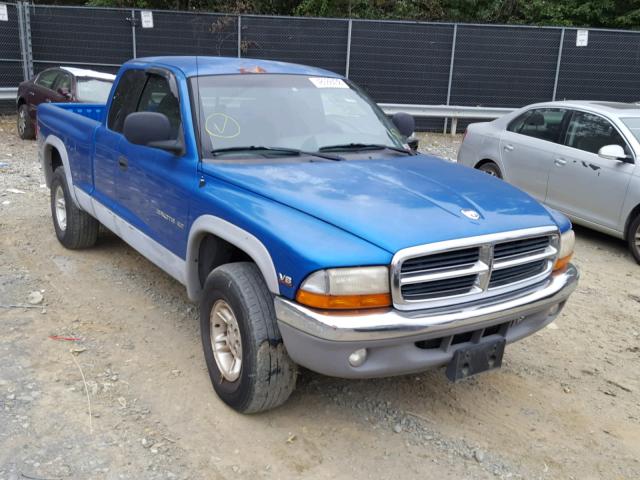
(200, 262), (297, 413)
(627, 214), (640, 264)
(477, 161), (502, 179)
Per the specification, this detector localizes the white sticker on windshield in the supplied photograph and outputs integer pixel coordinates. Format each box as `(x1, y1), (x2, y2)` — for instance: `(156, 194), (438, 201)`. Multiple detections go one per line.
(309, 77), (348, 89)
(0, 4), (8, 22)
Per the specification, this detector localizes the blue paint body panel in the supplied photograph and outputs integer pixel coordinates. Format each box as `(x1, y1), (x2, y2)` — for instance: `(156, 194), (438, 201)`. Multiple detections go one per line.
(37, 56), (571, 300)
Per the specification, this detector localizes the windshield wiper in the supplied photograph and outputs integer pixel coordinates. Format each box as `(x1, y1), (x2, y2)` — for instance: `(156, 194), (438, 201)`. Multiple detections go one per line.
(318, 143), (414, 155)
(210, 145), (342, 161)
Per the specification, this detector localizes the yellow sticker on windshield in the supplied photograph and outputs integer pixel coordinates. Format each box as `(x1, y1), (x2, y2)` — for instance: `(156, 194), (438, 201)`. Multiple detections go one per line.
(205, 113), (241, 139)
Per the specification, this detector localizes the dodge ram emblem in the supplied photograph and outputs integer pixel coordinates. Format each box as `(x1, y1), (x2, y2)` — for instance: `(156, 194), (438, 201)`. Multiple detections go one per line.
(461, 209), (481, 220)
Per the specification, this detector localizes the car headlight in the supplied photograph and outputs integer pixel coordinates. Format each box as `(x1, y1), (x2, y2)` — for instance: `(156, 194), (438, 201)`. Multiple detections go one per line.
(553, 229), (575, 272)
(296, 266), (391, 310)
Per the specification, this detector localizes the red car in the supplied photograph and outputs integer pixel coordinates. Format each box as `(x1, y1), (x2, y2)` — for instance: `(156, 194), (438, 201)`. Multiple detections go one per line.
(16, 66), (115, 139)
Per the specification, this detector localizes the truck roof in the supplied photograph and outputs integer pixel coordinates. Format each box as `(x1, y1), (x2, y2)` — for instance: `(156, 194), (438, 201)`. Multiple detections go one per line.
(125, 56), (341, 79)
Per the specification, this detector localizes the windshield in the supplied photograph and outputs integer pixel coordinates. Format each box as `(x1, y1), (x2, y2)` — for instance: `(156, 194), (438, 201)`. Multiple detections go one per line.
(622, 117), (640, 142)
(192, 74), (405, 158)
(76, 77), (113, 103)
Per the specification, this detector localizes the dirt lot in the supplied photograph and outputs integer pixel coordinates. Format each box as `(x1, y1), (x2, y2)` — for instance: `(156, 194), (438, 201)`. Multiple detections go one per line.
(0, 117), (638, 480)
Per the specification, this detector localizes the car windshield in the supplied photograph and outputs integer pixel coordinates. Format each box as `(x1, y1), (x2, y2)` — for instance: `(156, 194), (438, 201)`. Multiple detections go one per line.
(76, 77), (113, 103)
(193, 73), (405, 158)
(622, 117), (640, 142)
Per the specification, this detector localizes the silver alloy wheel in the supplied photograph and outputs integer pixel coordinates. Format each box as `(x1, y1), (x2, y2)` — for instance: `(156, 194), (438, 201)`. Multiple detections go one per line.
(54, 185), (67, 231)
(481, 166), (497, 176)
(18, 108), (26, 136)
(210, 299), (243, 382)
(635, 224), (640, 248)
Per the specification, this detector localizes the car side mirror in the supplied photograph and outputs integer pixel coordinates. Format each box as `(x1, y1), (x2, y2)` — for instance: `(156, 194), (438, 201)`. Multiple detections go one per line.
(57, 87), (71, 99)
(123, 112), (184, 155)
(391, 112), (415, 138)
(598, 144), (629, 162)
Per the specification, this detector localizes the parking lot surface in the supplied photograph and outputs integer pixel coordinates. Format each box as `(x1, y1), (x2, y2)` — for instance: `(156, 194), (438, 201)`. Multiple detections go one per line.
(0, 118), (638, 479)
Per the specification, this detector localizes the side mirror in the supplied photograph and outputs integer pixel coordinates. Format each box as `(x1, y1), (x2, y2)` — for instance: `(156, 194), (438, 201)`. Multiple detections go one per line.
(598, 144), (628, 162)
(57, 87), (71, 99)
(391, 112), (415, 138)
(123, 112), (183, 155)
(407, 136), (419, 152)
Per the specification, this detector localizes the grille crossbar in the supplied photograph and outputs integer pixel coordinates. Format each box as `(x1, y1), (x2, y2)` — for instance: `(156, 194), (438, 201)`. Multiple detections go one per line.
(391, 227), (559, 310)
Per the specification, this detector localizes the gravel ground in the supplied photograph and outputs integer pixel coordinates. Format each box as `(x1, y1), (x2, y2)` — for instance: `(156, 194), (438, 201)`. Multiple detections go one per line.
(0, 115), (639, 479)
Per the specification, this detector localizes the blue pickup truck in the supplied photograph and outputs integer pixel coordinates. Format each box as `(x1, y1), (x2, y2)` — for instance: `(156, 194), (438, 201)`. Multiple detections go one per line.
(37, 56), (578, 413)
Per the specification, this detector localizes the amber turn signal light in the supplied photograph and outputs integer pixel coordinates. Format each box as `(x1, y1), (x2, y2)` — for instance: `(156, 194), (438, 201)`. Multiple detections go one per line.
(553, 254), (573, 272)
(296, 290), (391, 310)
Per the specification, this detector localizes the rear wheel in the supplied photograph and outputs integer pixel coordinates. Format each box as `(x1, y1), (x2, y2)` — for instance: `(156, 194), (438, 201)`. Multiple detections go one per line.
(50, 167), (99, 249)
(17, 104), (35, 140)
(477, 161), (502, 179)
(200, 262), (297, 413)
(627, 214), (640, 264)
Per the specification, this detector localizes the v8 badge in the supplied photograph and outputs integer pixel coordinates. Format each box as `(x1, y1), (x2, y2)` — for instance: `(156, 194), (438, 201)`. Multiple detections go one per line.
(278, 273), (293, 287)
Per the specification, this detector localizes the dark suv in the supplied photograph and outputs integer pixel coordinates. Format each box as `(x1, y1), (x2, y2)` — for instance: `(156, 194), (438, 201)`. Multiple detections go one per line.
(16, 66), (114, 139)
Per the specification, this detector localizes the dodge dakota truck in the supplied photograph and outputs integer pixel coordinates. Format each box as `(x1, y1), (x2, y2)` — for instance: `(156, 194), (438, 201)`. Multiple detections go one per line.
(37, 56), (579, 413)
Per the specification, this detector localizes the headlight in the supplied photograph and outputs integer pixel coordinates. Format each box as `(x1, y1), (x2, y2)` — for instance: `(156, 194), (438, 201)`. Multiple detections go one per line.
(553, 229), (575, 271)
(296, 266), (391, 310)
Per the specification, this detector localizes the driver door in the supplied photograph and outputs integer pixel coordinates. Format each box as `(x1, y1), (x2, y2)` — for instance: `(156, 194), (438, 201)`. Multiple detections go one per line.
(546, 110), (635, 231)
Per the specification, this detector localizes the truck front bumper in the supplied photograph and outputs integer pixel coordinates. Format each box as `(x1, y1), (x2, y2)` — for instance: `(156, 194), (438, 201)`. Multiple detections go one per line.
(275, 264), (578, 378)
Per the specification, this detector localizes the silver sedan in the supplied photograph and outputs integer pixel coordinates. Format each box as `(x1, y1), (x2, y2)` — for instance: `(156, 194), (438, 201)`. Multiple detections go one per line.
(457, 101), (640, 263)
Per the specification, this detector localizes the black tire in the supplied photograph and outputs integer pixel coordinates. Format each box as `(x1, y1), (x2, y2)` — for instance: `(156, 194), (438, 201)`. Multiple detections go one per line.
(17, 104), (35, 140)
(200, 262), (297, 413)
(477, 161), (503, 179)
(50, 167), (99, 249)
(627, 214), (640, 264)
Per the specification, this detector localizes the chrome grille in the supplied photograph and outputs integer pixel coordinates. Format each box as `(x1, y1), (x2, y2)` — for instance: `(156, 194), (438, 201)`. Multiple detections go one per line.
(391, 227), (559, 311)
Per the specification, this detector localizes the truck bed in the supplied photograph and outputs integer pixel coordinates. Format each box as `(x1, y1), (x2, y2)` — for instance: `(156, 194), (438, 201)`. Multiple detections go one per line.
(37, 102), (107, 194)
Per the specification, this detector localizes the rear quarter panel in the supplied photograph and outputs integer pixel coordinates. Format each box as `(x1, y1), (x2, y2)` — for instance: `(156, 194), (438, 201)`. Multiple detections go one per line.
(457, 121), (503, 169)
(37, 103), (105, 193)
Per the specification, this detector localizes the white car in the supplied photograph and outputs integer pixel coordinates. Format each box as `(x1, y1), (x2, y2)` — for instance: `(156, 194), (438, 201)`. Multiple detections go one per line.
(458, 101), (640, 263)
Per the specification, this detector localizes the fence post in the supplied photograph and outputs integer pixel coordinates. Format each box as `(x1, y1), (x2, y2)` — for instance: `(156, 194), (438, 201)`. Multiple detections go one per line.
(444, 23), (457, 135)
(17, 1), (33, 80)
(131, 9), (137, 59)
(237, 15), (242, 58)
(552, 28), (565, 101)
(345, 19), (352, 78)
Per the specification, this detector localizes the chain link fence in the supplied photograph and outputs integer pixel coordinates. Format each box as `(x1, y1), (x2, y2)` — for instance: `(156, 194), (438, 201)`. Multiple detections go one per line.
(2, 2), (640, 127)
(0, 3), (23, 90)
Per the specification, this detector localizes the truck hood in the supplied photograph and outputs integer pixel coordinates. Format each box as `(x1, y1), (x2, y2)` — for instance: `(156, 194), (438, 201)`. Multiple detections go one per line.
(201, 154), (559, 254)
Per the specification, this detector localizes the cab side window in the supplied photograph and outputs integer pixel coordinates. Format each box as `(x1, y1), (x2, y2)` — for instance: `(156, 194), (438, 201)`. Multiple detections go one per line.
(107, 69), (147, 133)
(507, 108), (566, 143)
(564, 111), (631, 156)
(53, 73), (72, 93)
(136, 74), (182, 140)
(35, 70), (60, 90)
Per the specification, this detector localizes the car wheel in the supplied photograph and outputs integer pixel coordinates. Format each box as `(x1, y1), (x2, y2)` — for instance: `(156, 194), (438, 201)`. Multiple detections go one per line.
(477, 161), (502, 179)
(627, 214), (640, 264)
(17, 104), (35, 140)
(200, 262), (297, 413)
(50, 167), (99, 249)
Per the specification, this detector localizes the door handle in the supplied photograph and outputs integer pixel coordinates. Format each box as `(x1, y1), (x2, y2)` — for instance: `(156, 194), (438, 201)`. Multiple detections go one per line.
(503, 144), (514, 152)
(554, 157), (567, 166)
(118, 156), (128, 171)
